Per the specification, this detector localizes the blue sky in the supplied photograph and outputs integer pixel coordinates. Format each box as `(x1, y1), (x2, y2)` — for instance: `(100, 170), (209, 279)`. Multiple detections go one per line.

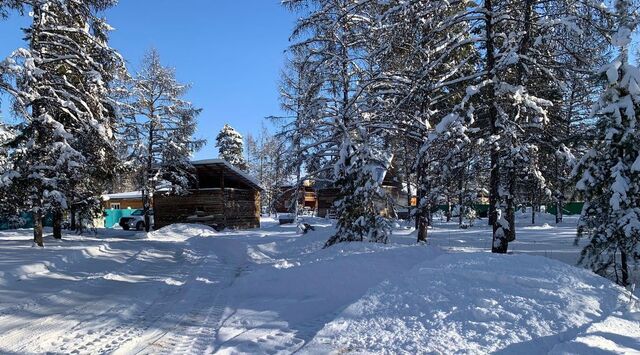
(0, 1), (298, 159)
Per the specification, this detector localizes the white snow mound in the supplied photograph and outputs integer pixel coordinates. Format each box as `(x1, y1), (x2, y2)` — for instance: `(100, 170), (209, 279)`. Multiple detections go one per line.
(304, 253), (640, 354)
(147, 223), (217, 241)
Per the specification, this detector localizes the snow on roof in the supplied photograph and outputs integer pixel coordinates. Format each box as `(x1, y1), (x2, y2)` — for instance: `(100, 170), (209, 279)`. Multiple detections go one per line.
(190, 158), (263, 191)
(102, 191), (142, 201)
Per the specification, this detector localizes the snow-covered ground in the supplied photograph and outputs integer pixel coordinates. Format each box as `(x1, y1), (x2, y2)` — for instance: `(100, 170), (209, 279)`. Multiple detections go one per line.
(0, 214), (638, 354)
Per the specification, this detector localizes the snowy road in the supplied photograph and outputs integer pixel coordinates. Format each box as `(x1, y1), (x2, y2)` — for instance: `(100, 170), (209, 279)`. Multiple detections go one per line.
(0, 216), (638, 354)
(0, 226), (241, 354)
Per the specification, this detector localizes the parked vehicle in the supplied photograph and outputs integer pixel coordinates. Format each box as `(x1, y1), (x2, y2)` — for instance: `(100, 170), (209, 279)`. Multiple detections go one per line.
(119, 209), (154, 231)
(278, 213), (296, 225)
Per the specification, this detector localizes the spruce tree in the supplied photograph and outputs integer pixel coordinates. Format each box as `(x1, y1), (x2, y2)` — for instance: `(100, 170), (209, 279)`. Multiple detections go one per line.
(574, 0), (640, 286)
(1, 0), (125, 245)
(215, 124), (247, 171)
(283, 0), (392, 246)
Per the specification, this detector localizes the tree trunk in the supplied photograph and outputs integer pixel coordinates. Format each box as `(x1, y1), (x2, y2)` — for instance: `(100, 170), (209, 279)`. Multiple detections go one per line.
(458, 176), (464, 226)
(143, 117), (155, 233)
(417, 215), (428, 243)
(33, 210), (44, 247)
(485, 0), (506, 253)
(620, 249), (629, 287)
(70, 207), (76, 230)
(554, 156), (563, 224)
(505, 166), (516, 243)
(416, 168), (428, 243)
(531, 190), (536, 225)
(53, 210), (62, 239)
(446, 196), (451, 222)
(531, 203), (536, 225)
(556, 198), (564, 224)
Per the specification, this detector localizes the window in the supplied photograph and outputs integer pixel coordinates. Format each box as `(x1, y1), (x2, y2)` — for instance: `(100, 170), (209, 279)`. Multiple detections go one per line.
(110, 203), (121, 210)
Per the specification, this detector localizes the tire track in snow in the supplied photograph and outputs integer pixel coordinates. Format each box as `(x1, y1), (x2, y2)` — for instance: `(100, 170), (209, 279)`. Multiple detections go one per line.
(132, 255), (239, 355)
(47, 247), (201, 355)
(0, 242), (189, 354)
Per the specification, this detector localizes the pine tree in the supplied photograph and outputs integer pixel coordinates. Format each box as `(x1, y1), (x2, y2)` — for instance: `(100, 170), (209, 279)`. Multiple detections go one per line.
(422, 0), (608, 253)
(283, 0), (392, 246)
(215, 124), (247, 171)
(122, 48), (204, 232)
(1, 0), (125, 245)
(574, 0), (640, 287)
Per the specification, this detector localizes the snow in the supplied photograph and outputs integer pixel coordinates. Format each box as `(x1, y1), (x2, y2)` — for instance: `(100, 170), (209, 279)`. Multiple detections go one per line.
(101, 190), (143, 201)
(0, 215), (637, 354)
(632, 155), (640, 172)
(304, 253), (634, 354)
(191, 158), (263, 190)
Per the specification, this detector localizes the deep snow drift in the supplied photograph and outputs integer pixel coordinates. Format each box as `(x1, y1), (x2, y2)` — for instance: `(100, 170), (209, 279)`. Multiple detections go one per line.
(0, 215), (638, 354)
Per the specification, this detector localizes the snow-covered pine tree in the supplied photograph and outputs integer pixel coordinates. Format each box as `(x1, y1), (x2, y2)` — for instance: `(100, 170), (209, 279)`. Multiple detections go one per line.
(367, 0), (479, 242)
(123, 48), (204, 232)
(425, 0), (606, 253)
(277, 55), (325, 215)
(283, 0), (392, 246)
(0, 1), (22, 17)
(1, 0), (125, 245)
(574, 0), (640, 287)
(215, 124), (247, 171)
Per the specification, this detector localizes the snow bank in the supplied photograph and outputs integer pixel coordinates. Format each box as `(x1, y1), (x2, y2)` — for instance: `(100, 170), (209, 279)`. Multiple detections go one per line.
(304, 253), (639, 354)
(147, 223), (217, 241)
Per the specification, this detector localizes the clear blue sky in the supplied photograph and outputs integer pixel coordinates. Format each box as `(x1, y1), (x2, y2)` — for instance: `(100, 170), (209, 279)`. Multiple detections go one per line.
(0, 1), (298, 159)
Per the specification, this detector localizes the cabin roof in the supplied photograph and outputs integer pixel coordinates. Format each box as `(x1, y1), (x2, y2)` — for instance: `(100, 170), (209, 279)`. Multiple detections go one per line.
(102, 191), (142, 201)
(191, 159), (263, 191)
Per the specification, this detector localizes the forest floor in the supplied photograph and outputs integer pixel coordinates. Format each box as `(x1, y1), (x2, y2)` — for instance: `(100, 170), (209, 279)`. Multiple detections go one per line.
(0, 213), (638, 354)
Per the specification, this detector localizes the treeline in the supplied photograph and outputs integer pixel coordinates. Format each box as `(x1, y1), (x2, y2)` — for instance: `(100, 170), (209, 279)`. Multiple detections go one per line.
(0, 1), (203, 244)
(278, 0), (640, 286)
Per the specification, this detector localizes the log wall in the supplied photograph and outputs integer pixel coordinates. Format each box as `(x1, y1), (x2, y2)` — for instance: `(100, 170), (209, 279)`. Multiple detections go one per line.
(154, 188), (260, 230)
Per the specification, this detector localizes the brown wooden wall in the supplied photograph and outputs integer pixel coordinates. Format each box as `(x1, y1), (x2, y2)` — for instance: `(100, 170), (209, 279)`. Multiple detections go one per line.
(316, 186), (406, 218)
(154, 188), (260, 230)
(316, 188), (340, 217)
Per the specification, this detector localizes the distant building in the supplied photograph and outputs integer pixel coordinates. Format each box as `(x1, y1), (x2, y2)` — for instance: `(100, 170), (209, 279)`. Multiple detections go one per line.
(316, 158), (411, 218)
(274, 180), (318, 214)
(153, 159), (263, 230)
(102, 191), (144, 210)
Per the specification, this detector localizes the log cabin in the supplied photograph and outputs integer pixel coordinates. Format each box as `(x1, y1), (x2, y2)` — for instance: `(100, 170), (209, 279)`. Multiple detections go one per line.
(153, 159), (263, 230)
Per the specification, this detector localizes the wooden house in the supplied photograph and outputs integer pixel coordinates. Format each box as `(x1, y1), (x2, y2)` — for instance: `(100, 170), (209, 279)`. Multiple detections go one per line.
(102, 191), (144, 210)
(316, 187), (341, 218)
(316, 159), (411, 218)
(153, 159), (263, 230)
(274, 180), (318, 213)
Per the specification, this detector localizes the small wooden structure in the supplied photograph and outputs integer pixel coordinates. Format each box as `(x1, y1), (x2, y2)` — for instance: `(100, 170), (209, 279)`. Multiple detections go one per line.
(102, 191), (144, 210)
(154, 159), (263, 230)
(275, 180), (318, 213)
(316, 162), (409, 218)
(316, 187), (341, 218)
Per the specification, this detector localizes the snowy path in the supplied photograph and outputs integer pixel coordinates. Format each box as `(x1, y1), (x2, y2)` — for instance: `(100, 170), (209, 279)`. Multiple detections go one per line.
(0, 227), (240, 355)
(0, 216), (638, 354)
